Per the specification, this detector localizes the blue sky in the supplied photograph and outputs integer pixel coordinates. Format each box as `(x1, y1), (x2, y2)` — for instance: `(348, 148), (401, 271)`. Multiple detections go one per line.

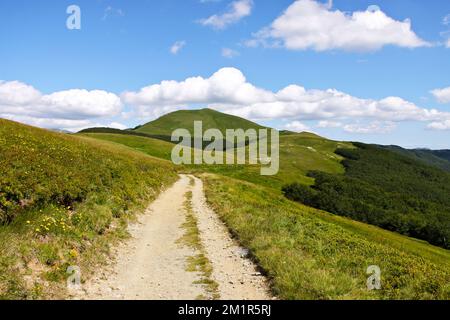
(0, 0), (450, 148)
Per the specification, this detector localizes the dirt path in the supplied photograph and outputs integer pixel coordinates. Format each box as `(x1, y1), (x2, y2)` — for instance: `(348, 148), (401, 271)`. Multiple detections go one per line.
(73, 174), (271, 300)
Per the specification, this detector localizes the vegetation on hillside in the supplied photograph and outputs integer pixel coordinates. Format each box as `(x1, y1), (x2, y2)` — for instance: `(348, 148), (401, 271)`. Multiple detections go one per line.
(0, 119), (177, 298)
(382, 145), (450, 172)
(81, 131), (350, 189)
(203, 174), (450, 300)
(283, 143), (450, 249)
(135, 108), (267, 138)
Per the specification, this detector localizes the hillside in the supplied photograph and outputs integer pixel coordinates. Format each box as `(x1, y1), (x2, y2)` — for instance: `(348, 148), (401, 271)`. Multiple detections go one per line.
(204, 174), (450, 299)
(135, 108), (267, 138)
(382, 145), (450, 172)
(0, 119), (177, 299)
(80, 131), (350, 189)
(77, 129), (450, 299)
(284, 143), (450, 249)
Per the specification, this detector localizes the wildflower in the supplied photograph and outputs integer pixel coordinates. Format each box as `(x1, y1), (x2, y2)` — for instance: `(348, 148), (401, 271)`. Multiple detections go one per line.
(26, 220), (31, 224)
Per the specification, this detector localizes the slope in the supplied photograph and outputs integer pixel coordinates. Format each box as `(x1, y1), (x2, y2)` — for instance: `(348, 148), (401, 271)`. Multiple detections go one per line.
(203, 174), (450, 299)
(0, 119), (178, 299)
(382, 145), (450, 172)
(80, 131), (351, 189)
(135, 108), (267, 137)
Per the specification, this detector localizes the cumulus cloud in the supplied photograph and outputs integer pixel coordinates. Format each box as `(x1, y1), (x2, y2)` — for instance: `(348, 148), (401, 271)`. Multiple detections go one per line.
(0, 80), (122, 131)
(431, 87), (450, 103)
(284, 121), (310, 132)
(222, 47), (240, 58)
(170, 41), (186, 55)
(427, 120), (450, 131)
(343, 121), (396, 134)
(317, 120), (342, 128)
(122, 67), (450, 132)
(108, 122), (128, 130)
(247, 0), (429, 52)
(199, 0), (253, 29)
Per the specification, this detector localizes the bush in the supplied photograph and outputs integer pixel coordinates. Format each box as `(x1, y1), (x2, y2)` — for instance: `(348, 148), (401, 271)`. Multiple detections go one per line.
(282, 183), (317, 206)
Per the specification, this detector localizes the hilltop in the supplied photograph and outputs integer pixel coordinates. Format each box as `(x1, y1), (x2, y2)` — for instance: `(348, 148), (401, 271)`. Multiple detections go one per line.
(134, 108), (267, 137)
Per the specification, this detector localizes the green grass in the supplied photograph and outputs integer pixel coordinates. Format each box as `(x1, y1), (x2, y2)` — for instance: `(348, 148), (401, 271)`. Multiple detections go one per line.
(61, 115), (450, 300)
(81, 131), (350, 190)
(178, 189), (220, 300)
(202, 174), (450, 300)
(81, 133), (175, 161)
(0, 119), (178, 299)
(80, 127), (450, 300)
(135, 108), (267, 137)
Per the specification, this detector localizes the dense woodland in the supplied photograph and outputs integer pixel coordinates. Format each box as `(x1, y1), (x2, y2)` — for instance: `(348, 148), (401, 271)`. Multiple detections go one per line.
(283, 143), (450, 249)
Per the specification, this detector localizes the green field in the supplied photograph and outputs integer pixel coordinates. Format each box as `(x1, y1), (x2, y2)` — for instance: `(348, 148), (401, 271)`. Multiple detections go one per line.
(3, 107), (450, 300)
(0, 119), (177, 299)
(203, 174), (450, 299)
(81, 131), (350, 189)
(80, 128), (450, 299)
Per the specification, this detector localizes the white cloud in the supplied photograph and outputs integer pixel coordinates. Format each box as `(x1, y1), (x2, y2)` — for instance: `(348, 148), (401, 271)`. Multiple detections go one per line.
(427, 120), (450, 131)
(0, 80), (122, 130)
(102, 6), (124, 20)
(248, 0), (429, 52)
(122, 67), (450, 131)
(343, 121), (396, 134)
(199, 0), (253, 29)
(170, 41), (186, 54)
(317, 120), (342, 128)
(0, 113), (95, 132)
(284, 121), (310, 132)
(443, 14), (450, 25)
(446, 38), (450, 48)
(431, 87), (450, 103)
(0, 80), (41, 106)
(108, 122), (128, 130)
(222, 47), (240, 58)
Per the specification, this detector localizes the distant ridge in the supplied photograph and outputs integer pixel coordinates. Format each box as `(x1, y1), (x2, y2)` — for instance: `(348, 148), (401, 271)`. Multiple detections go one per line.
(381, 145), (450, 172)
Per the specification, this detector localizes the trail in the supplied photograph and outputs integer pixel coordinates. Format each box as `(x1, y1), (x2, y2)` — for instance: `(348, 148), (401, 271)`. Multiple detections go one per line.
(73, 175), (271, 300)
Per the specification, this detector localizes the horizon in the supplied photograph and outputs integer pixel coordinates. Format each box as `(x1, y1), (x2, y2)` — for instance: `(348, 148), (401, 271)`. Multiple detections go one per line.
(1, 0), (450, 149)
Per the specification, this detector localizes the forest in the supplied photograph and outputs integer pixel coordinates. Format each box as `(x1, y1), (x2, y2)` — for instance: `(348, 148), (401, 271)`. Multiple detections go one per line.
(283, 143), (450, 249)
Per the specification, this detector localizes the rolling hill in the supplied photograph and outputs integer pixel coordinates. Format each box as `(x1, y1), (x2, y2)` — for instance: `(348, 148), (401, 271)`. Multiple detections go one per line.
(0, 119), (177, 299)
(284, 142), (450, 249)
(134, 108), (267, 138)
(382, 145), (450, 172)
(4, 109), (450, 300)
(79, 125), (450, 299)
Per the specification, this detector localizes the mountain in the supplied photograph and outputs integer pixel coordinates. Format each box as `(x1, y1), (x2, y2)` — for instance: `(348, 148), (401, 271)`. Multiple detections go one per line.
(4, 116), (449, 299)
(77, 119), (450, 299)
(431, 149), (450, 162)
(134, 108), (267, 137)
(381, 145), (450, 172)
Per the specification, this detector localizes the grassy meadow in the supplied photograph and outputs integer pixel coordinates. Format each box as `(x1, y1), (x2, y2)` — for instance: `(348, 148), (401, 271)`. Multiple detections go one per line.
(2, 107), (450, 300)
(80, 131), (350, 190)
(0, 119), (177, 299)
(202, 174), (450, 300)
(79, 129), (450, 299)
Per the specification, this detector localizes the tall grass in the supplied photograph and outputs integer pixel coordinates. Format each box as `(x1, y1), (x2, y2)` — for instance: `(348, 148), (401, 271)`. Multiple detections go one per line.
(0, 120), (178, 299)
(203, 174), (450, 300)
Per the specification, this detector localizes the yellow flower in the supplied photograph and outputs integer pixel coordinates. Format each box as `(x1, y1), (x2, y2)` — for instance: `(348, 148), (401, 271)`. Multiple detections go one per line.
(26, 220), (31, 224)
